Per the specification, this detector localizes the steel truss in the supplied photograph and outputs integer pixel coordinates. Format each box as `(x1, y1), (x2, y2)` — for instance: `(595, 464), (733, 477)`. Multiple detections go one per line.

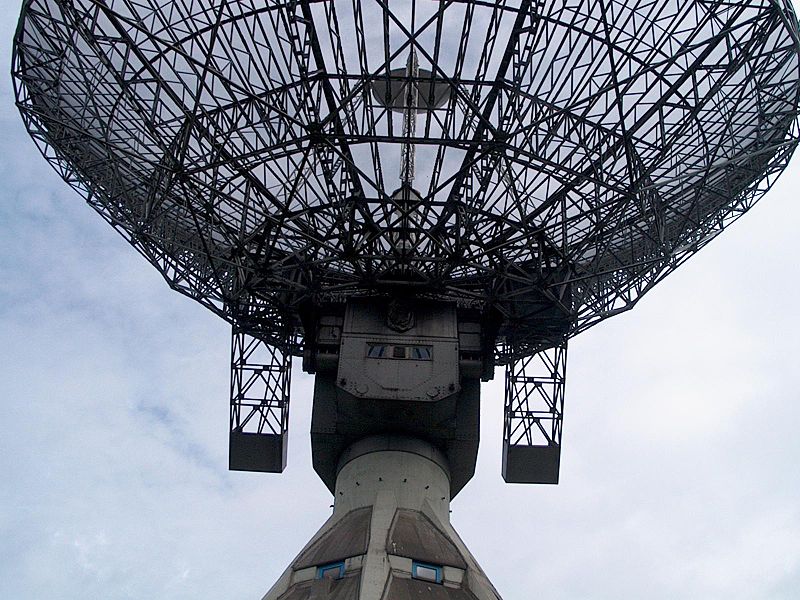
(503, 342), (567, 484)
(12, 0), (800, 362)
(11, 1), (800, 481)
(229, 327), (293, 473)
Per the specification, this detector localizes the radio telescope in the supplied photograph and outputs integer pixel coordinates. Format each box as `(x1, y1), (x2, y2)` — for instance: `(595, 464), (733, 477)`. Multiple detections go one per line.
(12, 1), (800, 598)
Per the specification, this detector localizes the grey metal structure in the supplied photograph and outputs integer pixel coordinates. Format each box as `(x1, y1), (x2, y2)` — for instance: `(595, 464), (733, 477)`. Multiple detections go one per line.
(230, 328), (294, 473)
(11, 0), (800, 597)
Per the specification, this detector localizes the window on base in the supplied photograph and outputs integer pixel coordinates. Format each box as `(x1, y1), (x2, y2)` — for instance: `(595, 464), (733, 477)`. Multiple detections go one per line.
(316, 561), (345, 580)
(411, 561), (442, 584)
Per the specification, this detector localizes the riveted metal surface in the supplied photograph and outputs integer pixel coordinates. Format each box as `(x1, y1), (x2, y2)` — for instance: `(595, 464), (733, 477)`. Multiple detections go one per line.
(337, 300), (459, 402)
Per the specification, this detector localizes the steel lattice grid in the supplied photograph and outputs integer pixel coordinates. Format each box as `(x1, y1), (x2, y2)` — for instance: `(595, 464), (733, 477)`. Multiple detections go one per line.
(230, 328), (292, 438)
(12, 0), (800, 361)
(504, 342), (567, 449)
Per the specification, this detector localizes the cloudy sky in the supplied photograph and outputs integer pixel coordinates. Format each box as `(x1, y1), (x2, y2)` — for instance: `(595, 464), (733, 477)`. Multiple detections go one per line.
(2, 3), (800, 600)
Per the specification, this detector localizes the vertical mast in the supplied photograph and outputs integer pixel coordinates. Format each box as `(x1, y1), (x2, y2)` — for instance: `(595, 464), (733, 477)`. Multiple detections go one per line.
(400, 48), (419, 185)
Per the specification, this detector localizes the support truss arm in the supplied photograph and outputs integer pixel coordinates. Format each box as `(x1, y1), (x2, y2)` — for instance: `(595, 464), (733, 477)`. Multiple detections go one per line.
(229, 327), (293, 473)
(502, 341), (567, 484)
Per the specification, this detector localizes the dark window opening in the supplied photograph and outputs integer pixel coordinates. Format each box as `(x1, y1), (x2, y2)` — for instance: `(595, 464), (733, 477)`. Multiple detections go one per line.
(367, 344), (387, 358)
(411, 346), (432, 360)
(367, 344), (433, 361)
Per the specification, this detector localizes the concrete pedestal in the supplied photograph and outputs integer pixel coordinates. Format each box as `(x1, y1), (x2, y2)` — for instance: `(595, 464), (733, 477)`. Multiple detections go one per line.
(261, 436), (503, 600)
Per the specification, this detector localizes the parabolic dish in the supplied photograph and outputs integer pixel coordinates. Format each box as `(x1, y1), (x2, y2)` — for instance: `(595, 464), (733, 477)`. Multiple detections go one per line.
(13, 0), (800, 358)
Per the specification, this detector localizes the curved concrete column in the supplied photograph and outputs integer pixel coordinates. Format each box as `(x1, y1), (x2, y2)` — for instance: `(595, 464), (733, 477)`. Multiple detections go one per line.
(262, 436), (502, 600)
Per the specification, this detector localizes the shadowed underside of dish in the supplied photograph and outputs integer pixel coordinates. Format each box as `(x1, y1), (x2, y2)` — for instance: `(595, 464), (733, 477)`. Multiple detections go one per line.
(12, 0), (800, 360)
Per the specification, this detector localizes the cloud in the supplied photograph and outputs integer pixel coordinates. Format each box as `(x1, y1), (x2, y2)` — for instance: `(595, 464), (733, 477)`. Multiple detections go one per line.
(2, 3), (800, 600)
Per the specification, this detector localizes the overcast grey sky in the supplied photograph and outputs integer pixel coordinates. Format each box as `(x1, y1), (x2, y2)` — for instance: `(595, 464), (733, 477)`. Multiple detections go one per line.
(2, 3), (800, 599)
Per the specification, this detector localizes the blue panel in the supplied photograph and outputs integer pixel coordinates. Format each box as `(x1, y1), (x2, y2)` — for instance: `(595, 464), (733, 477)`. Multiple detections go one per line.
(412, 561), (442, 584)
(316, 561), (346, 580)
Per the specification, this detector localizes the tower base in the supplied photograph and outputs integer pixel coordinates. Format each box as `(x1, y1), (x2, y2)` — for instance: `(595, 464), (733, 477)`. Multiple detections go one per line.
(261, 436), (502, 599)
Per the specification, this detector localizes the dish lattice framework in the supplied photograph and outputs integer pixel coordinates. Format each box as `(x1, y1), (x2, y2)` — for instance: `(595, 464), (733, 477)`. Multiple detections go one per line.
(13, 0), (800, 360)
